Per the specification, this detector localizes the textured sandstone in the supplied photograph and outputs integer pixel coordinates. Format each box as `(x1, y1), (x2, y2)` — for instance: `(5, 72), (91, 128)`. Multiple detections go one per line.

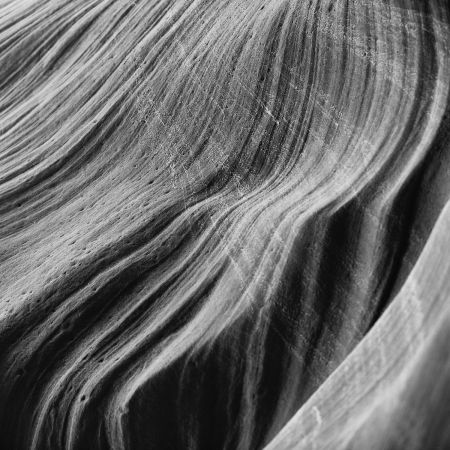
(0, 1), (449, 449)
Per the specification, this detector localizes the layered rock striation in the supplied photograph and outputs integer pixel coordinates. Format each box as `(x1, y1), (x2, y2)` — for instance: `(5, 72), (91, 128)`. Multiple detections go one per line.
(0, 0), (449, 449)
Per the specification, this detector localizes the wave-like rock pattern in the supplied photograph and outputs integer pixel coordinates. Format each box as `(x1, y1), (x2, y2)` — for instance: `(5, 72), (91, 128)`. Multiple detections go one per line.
(0, 0), (449, 449)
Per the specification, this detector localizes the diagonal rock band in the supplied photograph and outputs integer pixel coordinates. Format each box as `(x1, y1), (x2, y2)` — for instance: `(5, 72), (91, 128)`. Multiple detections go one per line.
(0, 0), (449, 449)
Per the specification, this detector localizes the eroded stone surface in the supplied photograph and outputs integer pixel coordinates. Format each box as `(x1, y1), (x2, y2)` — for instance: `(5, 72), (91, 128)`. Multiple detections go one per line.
(0, 1), (449, 449)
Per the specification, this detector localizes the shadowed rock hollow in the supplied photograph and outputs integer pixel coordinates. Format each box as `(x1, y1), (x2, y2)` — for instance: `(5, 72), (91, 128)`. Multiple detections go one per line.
(0, 0), (449, 449)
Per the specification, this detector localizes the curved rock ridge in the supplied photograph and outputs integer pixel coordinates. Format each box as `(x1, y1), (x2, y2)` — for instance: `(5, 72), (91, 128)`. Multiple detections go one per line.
(0, 0), (449, 449)
(265, 201), (450, 450)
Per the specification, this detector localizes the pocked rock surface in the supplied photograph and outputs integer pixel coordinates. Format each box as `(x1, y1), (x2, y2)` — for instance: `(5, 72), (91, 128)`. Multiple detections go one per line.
(0, 1), (449, 449)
